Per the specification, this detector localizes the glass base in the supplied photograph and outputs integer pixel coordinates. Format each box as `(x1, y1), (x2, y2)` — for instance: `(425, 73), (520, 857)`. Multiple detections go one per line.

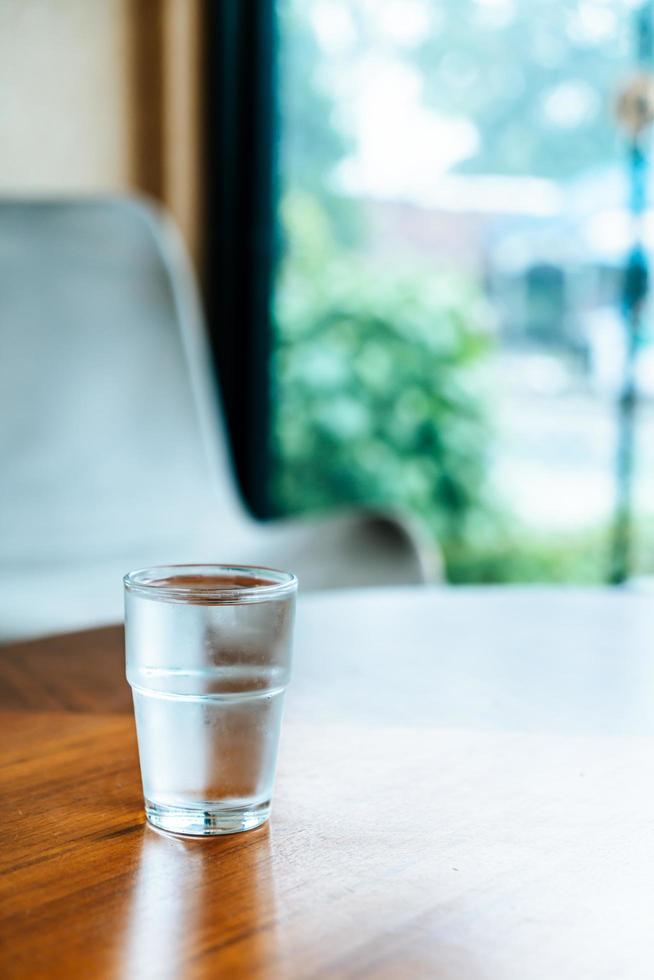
(145, 798), (271, 837)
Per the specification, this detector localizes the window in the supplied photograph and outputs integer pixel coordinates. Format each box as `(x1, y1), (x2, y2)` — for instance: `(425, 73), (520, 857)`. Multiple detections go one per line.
(272, 0), (654, 583)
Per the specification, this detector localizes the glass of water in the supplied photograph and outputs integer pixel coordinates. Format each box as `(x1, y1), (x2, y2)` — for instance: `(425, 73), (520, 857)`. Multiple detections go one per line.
(124, 564), (297, 836)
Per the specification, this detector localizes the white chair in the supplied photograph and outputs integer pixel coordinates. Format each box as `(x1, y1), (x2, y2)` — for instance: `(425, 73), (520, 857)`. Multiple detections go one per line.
(0, 197), (440, 641)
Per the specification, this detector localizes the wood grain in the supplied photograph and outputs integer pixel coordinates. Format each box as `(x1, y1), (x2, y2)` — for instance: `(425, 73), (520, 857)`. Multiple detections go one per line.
(0, 625), (127, 712)
(2, 588), (654, 979)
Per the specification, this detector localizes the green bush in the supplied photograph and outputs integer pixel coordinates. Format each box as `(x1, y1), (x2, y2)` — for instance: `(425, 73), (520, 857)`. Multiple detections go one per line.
(272, 192), (494, 555)
(443, 521), (606, 584)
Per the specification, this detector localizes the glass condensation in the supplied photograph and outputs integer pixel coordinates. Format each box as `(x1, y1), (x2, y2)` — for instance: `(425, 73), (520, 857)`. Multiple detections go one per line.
(125, 565), (297, 836)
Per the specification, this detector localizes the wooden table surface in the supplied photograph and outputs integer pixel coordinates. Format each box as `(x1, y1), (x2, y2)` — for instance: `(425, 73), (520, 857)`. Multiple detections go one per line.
(2, 587), (654, 979)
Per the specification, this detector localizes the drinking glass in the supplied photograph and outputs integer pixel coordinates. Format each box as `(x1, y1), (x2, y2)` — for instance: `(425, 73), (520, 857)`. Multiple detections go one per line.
(124, 564), (297, 836)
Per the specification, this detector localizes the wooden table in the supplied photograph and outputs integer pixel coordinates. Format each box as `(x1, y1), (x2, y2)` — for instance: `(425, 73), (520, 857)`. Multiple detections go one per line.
(2, 587), (654, 979)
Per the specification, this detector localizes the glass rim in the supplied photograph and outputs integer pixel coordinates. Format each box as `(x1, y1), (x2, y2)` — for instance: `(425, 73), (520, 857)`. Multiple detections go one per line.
(123, 563), (298, 604)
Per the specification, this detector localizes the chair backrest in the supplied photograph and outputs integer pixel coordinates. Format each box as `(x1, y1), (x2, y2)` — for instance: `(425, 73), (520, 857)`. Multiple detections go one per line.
(0, 196), (247, 572)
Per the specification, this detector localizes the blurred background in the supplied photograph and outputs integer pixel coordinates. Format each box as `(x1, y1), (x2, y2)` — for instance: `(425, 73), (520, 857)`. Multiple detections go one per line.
(2, 0), (654, 593)
(273, 0), (654, 585)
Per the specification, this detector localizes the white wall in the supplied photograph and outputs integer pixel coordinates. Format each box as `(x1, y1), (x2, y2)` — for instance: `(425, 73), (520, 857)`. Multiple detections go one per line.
(0, 0), (132, 192)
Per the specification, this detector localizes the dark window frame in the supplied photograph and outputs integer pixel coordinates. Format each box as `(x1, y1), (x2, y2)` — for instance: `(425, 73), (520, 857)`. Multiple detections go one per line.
(203, 0), (278, 518)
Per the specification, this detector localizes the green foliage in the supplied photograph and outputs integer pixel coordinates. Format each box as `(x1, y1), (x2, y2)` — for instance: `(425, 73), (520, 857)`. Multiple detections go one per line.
(295, 0), (632, 182)
(277, 0), (361, 247)
(443, 522), (607, 585)
(415, 0), (631, 179)
(277, 1), (348, 194)
(273, 2), (635, 582)
(272, 192), (493, 549)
